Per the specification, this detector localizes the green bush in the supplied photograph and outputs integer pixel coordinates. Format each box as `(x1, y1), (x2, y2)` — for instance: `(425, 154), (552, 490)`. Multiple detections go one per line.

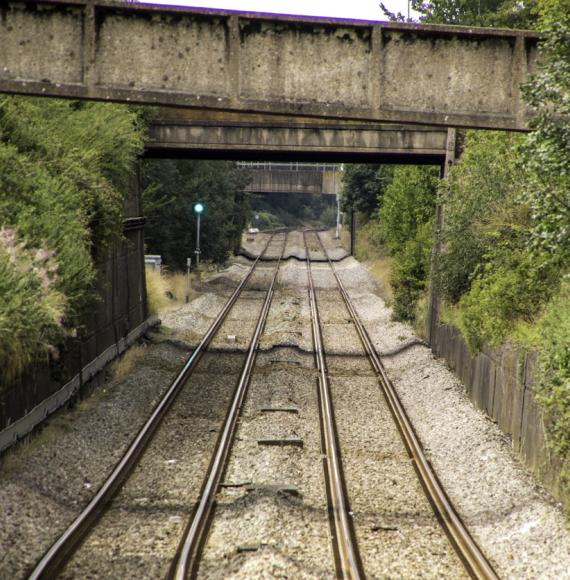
(0, 96), (144, 382)
(341, 164), (393, 218)
(520, 0), (570, 268)
(381, 166), (439, 254)
(391, 220), (434, 321)
(319, 204), (337, 228)
(0, 230), (67, 382)
(436, 131), (525, 303)
(354, 217), (384, 262)
(457, 249), (557, 351)
(254, 210), (283, 230)
(0, 141), (95, 319)
(380, 166), (438, 320)
(535, 282), (570, 461)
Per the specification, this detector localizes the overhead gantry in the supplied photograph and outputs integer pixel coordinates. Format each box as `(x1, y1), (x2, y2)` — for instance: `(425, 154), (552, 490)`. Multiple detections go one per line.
(1, 0), (538, 130)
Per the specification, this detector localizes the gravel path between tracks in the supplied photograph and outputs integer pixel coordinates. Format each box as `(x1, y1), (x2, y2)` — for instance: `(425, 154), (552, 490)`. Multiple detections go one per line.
(1, 230), (569, 579)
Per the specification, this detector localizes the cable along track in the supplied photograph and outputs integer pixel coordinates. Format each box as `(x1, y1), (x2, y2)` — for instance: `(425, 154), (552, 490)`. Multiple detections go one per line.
(28, 232), (285, 580)
(305, 230), (498, 580)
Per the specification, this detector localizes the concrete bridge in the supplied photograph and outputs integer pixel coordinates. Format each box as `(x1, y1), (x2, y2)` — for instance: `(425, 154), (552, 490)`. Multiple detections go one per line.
(145, 109), (449, 164)
(240, 162), (342, 196)
(1, 1), (538, 130)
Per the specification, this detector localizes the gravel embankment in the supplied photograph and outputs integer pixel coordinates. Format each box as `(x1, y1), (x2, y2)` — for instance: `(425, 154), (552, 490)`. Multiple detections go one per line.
(1, 229), (569, 579)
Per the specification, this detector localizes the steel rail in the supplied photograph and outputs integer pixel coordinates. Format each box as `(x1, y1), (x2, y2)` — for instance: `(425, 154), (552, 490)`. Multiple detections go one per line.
(171, 231), (288, 579)
(314, 231), (499, 580)
(303, 231), (364, 580)
(28, 233), (279, 580)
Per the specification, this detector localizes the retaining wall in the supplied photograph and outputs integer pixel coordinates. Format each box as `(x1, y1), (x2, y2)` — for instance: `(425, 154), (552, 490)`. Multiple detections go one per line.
(431, 322), (567, 505)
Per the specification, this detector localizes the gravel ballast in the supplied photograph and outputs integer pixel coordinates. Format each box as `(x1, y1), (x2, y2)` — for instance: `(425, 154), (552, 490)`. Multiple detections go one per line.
(1, 230), (569, 578)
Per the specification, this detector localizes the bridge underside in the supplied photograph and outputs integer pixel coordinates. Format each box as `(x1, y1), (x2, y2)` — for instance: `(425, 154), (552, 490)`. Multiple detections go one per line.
(1, 1), (537, 130)
(145, 111), (448, 164)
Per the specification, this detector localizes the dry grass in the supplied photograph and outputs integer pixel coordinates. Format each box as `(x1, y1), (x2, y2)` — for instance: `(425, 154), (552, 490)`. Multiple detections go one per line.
(146, 268), (198, 316)
(111, 343), (147, 383)
(340, 229), (351, 253)
(413, 293), (429, 340)
(366, 255), (394, 304)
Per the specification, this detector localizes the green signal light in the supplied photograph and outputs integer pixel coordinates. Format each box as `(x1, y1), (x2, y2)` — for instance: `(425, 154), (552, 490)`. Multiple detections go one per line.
(194, 203), (204, 213)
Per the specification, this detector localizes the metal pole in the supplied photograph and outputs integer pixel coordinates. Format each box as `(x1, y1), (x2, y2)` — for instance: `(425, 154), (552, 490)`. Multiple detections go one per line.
(195, 212), (201, 270)
(335, 194), (341, 239)
(350, 208), (356, 256)
(186, 257), (191, 301)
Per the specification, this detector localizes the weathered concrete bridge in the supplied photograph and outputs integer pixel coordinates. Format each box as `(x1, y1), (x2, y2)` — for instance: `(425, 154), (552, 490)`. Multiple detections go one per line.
(145, 110), (449, 164)
(1, 0), (538, 130)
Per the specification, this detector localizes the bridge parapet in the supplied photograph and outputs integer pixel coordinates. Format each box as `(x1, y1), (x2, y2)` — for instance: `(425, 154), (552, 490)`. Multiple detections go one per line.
(0, 1), (538, 130)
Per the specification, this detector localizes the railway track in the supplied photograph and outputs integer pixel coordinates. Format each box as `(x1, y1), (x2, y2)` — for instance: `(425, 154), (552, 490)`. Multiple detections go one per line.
(303, 229), (498, 580)
(303, 231), (364, 579)
(28, 232), (287, 579)
(170, 232), (288, 578)
(28, 228), (497, 579)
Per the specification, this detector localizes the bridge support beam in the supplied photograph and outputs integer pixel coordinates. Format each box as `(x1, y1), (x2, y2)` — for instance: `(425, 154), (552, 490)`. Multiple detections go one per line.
(145, 110), (449, 163)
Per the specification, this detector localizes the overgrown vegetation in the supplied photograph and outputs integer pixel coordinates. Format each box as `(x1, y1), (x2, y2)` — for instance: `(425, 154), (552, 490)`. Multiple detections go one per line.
(0, 97), (144, 383)
(342, 164), (438, 322)
(341, 164), (393, 217)
(434, 131), (561, 350)
(145, 268), (198, 316)
(519, 0), (570, 474)
(381, 166), (439, 321)
(437, 2), (570, 474)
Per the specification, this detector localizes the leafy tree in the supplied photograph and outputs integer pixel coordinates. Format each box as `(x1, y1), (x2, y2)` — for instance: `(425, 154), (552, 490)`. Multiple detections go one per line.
(380, 165), (439, 320)
(436, 131), (526, 303)
(341, 164), (393, 219)
(519, 0), (570, 485)
(141, 159), (251, 268)
(251, 191), (336, 229)
(381, 165), (439, 253)
(391, 220), (435, 321)
(381, 0), (538, 27)
(520, 0), (570, 269)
